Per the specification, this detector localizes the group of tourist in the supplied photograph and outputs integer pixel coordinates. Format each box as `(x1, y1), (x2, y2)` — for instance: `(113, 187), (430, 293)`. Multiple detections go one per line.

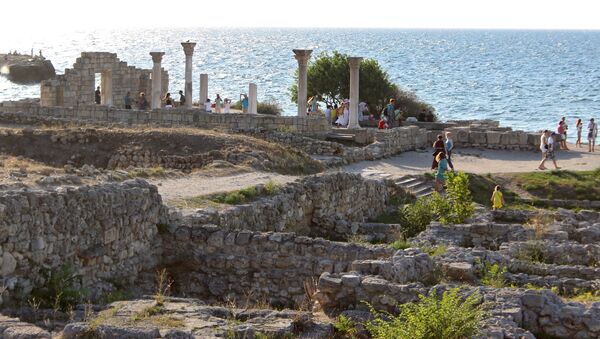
(431, 132), (455, 192)
(202, 94), (236, 113)
(538, 116), (597, 170)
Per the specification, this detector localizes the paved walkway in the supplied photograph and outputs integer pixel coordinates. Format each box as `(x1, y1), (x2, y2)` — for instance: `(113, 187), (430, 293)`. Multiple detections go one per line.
(343, 143), (600, 177)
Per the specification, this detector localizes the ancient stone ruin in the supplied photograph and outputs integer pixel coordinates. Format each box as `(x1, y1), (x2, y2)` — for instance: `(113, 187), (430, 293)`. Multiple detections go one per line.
(40, 52), (168, 107)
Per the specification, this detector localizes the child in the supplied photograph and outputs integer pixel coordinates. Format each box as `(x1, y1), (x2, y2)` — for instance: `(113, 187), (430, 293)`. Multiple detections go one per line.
(491, 185), (505, 210)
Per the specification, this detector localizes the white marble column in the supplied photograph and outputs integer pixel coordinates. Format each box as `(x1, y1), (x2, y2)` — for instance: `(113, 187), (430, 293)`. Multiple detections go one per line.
(248, 83), (257, 114)
(181, 42), (196, 109)
(199, 73), (208, 107)
(347, 57), (363, 129)
(293, 49), (312, 116)
(150, 52), (165, 109)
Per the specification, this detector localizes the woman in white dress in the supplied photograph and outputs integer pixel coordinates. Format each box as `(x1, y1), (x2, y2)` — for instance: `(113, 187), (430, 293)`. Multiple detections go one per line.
(335, 100), (350, 127)
(224, 98), (231, 113)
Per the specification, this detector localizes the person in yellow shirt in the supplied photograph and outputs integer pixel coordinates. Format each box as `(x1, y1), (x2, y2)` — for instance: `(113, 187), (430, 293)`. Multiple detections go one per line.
(491, 185), (505, 210)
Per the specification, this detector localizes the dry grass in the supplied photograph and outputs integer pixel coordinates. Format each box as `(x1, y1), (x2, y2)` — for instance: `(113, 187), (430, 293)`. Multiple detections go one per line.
(0, 155), (60, 175)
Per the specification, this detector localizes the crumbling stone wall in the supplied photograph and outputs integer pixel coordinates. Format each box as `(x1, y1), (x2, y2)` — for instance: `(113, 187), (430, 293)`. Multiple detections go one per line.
(40, 52), (168, 108)
(160, 225), (394, 307)
(173, 173), (401, 238)
(0, 179), (165, 305)
(0, 104), (331, 134)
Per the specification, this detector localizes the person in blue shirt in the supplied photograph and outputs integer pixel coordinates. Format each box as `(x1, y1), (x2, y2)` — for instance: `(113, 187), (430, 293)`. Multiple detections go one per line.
(445, 131), (455, 171)
(435, 152), (448, 192)
(241, 94), (249, 113)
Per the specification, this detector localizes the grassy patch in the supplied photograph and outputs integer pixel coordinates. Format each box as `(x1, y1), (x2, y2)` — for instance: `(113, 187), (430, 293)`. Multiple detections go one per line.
(391, 239), (413, 250)
(466, 173), (518, 206)
(566, 291), (600, 303)
(421, 245), (448, 257)
(333, 315), (358, 338)
(512, 169), (600, 201)
(168, 181), (281, 209)
(89, 306), (119, 331)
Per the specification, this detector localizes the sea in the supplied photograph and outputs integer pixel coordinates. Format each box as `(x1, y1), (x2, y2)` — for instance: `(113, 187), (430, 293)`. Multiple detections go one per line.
(1, 28), (599, 137)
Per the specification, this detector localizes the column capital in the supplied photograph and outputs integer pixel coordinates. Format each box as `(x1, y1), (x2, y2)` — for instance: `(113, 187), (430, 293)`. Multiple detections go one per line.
(181, 42), (196, 56)
(293, 49), (313, 65)
(150, 52), (165, 63)
(348, 57), (363, 69)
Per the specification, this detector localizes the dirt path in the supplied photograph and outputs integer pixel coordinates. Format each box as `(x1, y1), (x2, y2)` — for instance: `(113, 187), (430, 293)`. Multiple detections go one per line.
(343, 143), (600, 178)
(149, 169), (298, 202)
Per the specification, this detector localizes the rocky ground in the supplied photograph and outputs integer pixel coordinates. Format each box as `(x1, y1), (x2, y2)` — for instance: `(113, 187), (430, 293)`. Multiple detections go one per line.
(0, 120), (599, 338)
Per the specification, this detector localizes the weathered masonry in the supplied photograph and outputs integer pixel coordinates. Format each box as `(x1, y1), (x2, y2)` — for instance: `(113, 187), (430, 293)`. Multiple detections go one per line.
(40, 52), (168, 108)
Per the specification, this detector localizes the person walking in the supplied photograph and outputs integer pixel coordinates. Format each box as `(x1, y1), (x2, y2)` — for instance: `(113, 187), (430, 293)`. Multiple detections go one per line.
(178, 90), (186, 107)
(575, 118), (583, 148)
(445, 131), (455, 171)
(490, 185), (505, 210)
(215, 94), (223, 113)
(124, 91), (132, 109)
(539, 130), (561, 170)
(431, 134), (446, 170)
(325, 105), (332, 123)
(95, 86), (101, 104)
(589, 118), (597, 152)
(435, 152), (448, 193)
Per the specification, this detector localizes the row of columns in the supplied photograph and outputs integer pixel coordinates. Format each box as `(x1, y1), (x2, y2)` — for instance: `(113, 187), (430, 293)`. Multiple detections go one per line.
(151, 45), (361, 125)
(294, 49), (362, 129)
(149, 43), (258, 113)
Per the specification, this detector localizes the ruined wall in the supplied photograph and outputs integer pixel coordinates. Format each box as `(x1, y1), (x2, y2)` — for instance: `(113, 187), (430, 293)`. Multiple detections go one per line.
(160, 225), (394, 307)
(172, 173), (399, 238)
(0, 179), (164, 304)
(40, 52), (168, 108)
(0, 104), (330, 134)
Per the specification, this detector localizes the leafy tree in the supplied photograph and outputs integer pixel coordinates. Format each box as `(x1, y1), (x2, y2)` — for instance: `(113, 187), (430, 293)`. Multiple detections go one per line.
(290, 51), (436, 119)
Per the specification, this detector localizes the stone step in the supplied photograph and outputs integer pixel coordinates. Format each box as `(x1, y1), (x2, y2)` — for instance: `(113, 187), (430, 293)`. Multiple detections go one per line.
(405, 181), (428, 190)
(413, 185), (434, 196)
(396, 177), (418, 186)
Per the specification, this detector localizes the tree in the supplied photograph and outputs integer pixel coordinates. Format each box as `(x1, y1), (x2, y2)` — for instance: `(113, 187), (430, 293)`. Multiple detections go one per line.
(290, 51), (435, 120)
(290, 51), (396, 114)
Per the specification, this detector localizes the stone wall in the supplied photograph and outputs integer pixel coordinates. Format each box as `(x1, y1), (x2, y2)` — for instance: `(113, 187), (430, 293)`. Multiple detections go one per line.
(0, 102), (331, 134)
(160, 225), (394, 307)
(0, 179), (165, 305)
(444, 126), (540, 151)
(40, 52), (168, 108)
(248, 126), (429, 165)
(171, 173), (400, 239)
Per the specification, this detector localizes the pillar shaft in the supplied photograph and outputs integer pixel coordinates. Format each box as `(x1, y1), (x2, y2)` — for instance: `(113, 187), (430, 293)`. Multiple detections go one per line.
(199, 73), (208, 106)
(181, 42), (196, 109)
(150, 52), (165, 109)
(347, 57), (363, 129)
(293, 49), (312, 117)
(248, 83), (258, 114)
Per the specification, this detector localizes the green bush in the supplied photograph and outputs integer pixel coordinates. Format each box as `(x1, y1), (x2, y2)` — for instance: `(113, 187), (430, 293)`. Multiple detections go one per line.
(391, 239), (413, 250)
(437, 172), (475, 224)
(479, 263), (507, 288)
(333, 314), (358, 337)
(231, 99), (282, 115)
(399, 196), (434, 238)
(394, 87), (437, 122)
(366, 288), (483, 339)
(30, 264), (87, 312)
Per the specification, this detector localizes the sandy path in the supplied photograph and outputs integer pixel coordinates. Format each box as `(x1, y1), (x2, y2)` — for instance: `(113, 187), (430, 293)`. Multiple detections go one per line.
(149, 170), (298, 202)
(343, 143), (600, 178)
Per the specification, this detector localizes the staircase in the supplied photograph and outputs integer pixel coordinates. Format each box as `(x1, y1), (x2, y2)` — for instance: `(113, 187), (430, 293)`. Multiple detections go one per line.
(395, 175), (433, 198)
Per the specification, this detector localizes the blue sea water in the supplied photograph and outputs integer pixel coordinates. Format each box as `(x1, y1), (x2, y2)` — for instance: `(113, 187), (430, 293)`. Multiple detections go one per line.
(1, 28), (599, 135)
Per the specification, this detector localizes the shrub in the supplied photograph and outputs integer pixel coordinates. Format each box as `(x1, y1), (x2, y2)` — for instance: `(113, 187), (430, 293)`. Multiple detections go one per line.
(399, 196), (434, 238)
(437, 172), (475, 224)
(30, 264), (87, 312)
(479, 263), (507, 288)
(257, 100), (282, 115)
(366, 288), (483, 339)
(394, 87), (437, 122)
(333, 315), (358, 337)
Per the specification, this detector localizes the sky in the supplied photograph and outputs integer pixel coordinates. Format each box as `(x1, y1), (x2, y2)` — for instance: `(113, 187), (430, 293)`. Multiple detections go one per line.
(1, 0), (599, 32)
